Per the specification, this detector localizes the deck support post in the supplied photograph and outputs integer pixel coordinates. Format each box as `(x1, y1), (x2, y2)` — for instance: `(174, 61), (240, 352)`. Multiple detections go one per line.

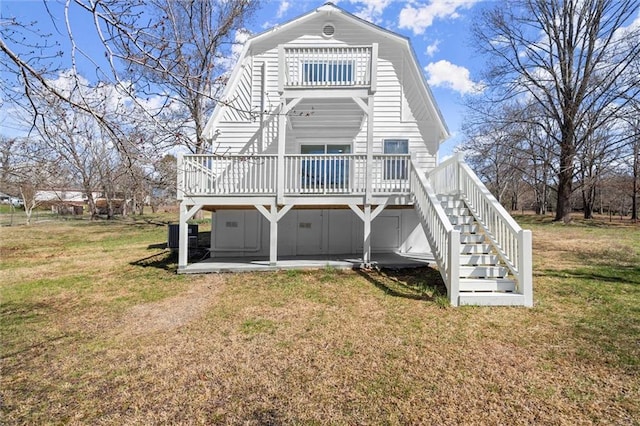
(363, 204), (371, 266)
(349, 202), (387, 268)
(256, 203), (293, 266)
(178, 202), (203, 270)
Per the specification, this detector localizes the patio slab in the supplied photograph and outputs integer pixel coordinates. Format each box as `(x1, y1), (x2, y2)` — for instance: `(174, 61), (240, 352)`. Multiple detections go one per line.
(178, 252), (434, 274)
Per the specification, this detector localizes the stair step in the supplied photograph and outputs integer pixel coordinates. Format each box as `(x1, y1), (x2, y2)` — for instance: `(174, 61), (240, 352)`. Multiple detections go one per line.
(460, 254), (499, 265)
(458, 292), (525, 306)
(460, 234), (486, 244)
(444, 207), (469, 216)
(459, 278), (516, 292)
(460, 244), (492, 254)
(449, 216), (475, 225)
(440, 200), (466, 208)
(455, 224), (480, 233)
(459, 265), (508, 278)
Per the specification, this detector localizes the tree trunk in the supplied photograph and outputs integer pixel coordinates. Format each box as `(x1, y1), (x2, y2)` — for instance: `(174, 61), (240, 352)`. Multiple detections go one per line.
(632, 140), (638, 222)
(555, 132), (575, 223)
(86, 193), (98, 220)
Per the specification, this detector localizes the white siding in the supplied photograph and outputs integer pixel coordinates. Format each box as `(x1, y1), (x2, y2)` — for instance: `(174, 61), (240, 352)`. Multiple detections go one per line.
(211, 12), (441, 172)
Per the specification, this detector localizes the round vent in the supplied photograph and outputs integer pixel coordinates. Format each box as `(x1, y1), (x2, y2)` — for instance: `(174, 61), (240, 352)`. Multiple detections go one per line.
(322, 23), (335, 37)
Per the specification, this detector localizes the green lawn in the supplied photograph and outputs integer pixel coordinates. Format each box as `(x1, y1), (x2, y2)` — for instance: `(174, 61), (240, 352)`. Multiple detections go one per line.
(1, 214), (639, 424)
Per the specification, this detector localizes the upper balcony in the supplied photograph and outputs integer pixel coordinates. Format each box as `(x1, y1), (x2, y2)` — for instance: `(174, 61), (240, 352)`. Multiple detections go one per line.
(278, 44), (377, 96)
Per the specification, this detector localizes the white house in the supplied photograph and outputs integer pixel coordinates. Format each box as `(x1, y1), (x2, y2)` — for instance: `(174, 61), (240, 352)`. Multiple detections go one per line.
(176, 3), (533, 306)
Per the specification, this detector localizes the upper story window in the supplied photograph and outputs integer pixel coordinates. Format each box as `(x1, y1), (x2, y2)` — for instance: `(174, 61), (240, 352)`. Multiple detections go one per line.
(383, 139), (409, 180)
(303, 61), (354, 84)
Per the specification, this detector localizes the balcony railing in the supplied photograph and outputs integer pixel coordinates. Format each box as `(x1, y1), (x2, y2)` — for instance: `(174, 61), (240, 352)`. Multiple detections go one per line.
(280, 45), (374, 89)
(178, 154), (410, 197)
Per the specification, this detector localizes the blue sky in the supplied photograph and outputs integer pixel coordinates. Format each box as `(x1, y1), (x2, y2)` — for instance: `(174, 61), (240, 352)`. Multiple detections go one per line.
(1, 0), (489, 157)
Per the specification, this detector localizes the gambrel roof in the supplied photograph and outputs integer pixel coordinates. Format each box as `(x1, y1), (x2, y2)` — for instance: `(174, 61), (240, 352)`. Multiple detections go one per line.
(204, 2), (450, 145)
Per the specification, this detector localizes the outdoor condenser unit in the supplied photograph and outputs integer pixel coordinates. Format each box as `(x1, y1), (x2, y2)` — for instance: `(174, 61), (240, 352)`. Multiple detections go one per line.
(167, 224), (198, 250)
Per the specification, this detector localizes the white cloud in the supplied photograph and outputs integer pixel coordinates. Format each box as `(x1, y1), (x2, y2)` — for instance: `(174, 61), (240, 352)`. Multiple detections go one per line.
(426, 40), (440, 56)
(424, 60), (483, 95)
(349, 0), (393, 23)
(232, 29), (251, 57)
(276, 1), (290, 18)
(399, 0), (479, 35)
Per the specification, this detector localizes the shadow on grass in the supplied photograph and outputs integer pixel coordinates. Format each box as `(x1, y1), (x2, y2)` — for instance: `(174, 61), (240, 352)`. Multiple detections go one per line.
(543, 266), (640, 286)
(357, 266), (447, 302)
(130, 250), (179, 272)
(1, 301), (71, 361)
(130, 246), (211, 272)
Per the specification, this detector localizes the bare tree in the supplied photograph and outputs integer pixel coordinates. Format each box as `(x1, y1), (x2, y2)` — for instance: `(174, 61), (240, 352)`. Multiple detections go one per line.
(105, 0), (259, 153)
(1, 0), (258, 155)
(472, 0), (640, 223)
(6, 138), (62, 225)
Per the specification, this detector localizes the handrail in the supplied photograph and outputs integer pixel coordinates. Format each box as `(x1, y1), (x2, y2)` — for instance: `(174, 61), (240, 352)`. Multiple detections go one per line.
(458, 162), (524, 282)
(181, 154), (278, 195)
(428, 154), (533, 305)
(283, 46), (372, 87)
(410, 159), (460, 306)
(178, 154), (412, 197)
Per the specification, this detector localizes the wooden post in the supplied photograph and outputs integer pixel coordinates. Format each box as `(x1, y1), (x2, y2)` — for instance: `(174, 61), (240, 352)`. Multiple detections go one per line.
(448, 229), (460, 306)
(365, 95), (374, 204)
(370, 43), (378, 94)
(269, 204), (278, 266)
(518, 229), (534, 307)
(178, 203), (188, 270)
(178, 203), (202, 271)
(277, 99), (286, 204)
(363, 204), (371, 266)
(177, 153), (184, 200)
(255, 203), (293, 267)
(259, 62), (266, 153)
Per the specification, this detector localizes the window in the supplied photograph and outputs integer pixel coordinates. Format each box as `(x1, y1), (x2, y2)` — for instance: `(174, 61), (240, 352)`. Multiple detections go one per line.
(301, 144), (351, 189)
(383, 139), (409, 180)
(303, 62), (354, 84)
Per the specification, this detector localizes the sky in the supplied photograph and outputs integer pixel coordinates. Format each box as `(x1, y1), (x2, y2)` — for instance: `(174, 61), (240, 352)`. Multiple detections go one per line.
(1, 0), (492, 157)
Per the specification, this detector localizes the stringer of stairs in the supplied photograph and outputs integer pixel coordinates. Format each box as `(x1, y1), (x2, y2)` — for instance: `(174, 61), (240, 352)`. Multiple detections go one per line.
(438, 195), (526, 306)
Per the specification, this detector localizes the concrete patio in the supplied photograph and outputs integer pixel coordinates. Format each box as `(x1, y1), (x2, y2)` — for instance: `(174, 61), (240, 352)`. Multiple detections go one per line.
(178, 252), (435, 274)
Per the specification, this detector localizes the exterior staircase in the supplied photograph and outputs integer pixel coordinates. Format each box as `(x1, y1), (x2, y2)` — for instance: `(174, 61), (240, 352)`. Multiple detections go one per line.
(438, 194), (528, 306)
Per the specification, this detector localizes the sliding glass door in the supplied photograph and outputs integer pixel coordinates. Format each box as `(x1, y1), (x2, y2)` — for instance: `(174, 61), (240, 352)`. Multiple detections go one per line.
(301, 144), (351, 191)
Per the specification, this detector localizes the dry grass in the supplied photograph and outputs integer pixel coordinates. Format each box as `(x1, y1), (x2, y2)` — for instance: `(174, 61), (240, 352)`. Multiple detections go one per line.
(1, 214), (639, 424)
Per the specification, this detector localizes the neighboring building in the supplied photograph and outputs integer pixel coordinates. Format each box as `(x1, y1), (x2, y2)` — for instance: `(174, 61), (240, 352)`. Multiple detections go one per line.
(34, 189), (101, 204)
(176, 3), (533, 306)
(34, 189), (99, 216)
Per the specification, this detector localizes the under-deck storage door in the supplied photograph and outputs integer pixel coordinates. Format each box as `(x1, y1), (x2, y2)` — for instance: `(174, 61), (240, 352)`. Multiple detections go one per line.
(328, 210), (353, 254)
(215, 211), (245, 249)
(372, 213), (400, 252)
(214, 211), (260, 251)
(296, 210), (323, 255)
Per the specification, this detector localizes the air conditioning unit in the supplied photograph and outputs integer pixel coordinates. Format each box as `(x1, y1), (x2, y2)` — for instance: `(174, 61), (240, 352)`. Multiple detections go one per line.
(167, 224), (199, 250)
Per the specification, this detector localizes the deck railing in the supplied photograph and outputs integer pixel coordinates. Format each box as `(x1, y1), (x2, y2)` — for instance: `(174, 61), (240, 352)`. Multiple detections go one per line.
(281, 46), (373, 88)
(428, 154), (533, 306)
(178, 153), (411, 197)
(410, 160), (460, 305)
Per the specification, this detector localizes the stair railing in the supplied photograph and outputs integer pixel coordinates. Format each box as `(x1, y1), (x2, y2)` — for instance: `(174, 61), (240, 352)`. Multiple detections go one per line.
(410, 159), (460, 306)
(428, 153), (533, 306)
